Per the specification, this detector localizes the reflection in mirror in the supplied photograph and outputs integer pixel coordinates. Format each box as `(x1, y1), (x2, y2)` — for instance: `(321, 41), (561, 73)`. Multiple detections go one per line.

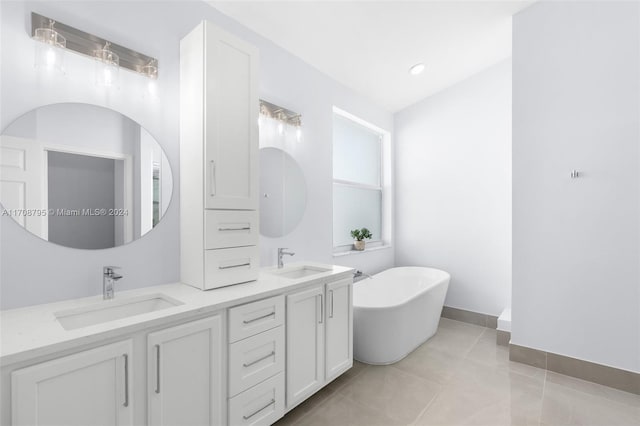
(0, 103), (173, 249)
(259, 147), (306, 238)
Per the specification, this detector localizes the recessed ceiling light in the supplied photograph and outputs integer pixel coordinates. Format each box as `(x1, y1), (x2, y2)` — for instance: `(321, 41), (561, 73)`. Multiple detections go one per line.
(409, 63), (425, 76)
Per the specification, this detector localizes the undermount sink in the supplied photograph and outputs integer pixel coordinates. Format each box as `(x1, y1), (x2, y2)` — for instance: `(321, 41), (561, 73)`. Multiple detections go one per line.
(270, 265), (332, 279)
(55, 294), (183, 331)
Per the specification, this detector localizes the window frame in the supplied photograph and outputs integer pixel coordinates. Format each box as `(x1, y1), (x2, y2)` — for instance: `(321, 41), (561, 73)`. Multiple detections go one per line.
(332, 107), (391, 253)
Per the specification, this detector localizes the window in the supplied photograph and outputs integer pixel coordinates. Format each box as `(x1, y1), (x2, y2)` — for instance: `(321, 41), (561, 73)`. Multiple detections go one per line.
(332, 108), (391, 250)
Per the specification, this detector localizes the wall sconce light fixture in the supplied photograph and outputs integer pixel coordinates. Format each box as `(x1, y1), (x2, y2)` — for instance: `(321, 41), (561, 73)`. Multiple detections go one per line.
(33, 19), (66, 73)
(94, 42), (119, 87)
(259, 100), (303, 142)
(31, 12), (159, 87)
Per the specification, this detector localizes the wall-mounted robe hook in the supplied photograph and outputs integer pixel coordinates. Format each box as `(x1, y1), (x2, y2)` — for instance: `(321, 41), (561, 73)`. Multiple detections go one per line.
(570, 170), (580, 178)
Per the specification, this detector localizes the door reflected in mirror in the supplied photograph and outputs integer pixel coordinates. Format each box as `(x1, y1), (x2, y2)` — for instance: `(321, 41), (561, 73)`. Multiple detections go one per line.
(259, 147), (306, 238)
(0, 103), (173, 249)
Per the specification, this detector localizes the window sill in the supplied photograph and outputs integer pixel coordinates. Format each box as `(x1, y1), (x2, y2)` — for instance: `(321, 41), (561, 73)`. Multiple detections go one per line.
(332, 245), (393, 257)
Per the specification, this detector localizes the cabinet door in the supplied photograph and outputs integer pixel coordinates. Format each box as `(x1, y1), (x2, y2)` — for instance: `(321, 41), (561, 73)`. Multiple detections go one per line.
(325, 278), (353, 381)
(203, 22), (259, 210)
(148, 315), (224, 426)
(11, 340), (133, 426)
(286, 285), (324, 410)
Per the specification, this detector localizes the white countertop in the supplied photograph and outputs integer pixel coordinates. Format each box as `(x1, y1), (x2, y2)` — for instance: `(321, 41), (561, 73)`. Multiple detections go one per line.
(0, 262), (354, 366)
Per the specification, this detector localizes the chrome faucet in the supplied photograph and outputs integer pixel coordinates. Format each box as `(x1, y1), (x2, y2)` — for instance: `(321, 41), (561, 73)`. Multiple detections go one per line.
(103, 266), (123, 300)
(277, 248), (295, 268)
(353, 270), (373, 281)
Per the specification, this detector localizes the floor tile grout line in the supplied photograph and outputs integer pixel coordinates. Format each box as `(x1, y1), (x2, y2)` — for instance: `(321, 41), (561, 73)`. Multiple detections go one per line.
(409, 389), (441, 426)
(403, 324), (493, 425)
(279, 365), (370, 426)
(544, 370), (640, 408)
(462, 324), (490, 359)
(538, 368), (548, 425)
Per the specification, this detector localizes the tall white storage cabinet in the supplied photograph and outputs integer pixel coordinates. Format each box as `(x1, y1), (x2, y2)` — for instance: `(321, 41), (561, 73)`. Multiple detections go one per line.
(180, 21), (260, 290)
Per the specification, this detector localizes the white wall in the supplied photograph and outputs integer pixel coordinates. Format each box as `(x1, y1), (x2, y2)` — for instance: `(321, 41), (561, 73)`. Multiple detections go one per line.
(395, 59), (512, 317)
(0, 0), (393, 309)
(512, 1), (640, 373)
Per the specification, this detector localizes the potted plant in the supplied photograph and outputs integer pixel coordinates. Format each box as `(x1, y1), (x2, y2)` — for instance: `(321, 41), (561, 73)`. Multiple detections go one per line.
(350, 228), (372, 251)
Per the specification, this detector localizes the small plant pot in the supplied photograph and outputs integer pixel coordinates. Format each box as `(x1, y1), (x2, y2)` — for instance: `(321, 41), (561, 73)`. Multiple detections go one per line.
(353, 240), (365, 251)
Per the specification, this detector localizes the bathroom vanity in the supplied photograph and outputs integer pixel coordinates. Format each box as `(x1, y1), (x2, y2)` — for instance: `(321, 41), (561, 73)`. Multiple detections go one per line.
(0, 14), (351, 426)
(0, 263), (353, 426)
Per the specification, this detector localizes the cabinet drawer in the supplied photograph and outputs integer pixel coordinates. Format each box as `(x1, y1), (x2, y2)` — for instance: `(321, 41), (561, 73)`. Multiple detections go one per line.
(229, 295), (284, 342)
(228, 372), (284, 426)
(205, 210), (258, 249)
(204, 246), (259, 289)
(229, 326), (284, 396)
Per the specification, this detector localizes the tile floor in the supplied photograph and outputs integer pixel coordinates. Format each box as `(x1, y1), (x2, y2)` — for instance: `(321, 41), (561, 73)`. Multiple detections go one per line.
(275, 318), (640, 426)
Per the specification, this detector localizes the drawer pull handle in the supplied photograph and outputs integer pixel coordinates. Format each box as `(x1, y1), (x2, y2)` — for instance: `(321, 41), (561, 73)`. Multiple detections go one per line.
(218, 226), (251, 231)
(243, 351), (275, 368)
(243, 399), (275, 420)
(123, 354), (129, 407)
(219, 262), (251, 270)
(243, 312), (275, 324)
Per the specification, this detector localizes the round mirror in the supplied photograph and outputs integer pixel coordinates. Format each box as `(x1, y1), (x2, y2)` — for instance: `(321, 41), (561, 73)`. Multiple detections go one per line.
(259, 147), (306, 238)
(0, 103), (173, 249)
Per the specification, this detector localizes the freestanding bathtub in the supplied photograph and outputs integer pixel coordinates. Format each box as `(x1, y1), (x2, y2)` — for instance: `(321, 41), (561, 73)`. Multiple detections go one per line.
(353, 267), (450, 365)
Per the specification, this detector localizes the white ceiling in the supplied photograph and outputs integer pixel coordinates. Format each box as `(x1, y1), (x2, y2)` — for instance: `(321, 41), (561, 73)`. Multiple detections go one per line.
(210, 1), (533, 112)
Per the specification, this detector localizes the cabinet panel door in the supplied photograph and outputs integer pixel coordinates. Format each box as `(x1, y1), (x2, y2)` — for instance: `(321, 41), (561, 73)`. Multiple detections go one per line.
(11, 340), (133, 426)
(286, 285), (324, 410)
(325, 278), (353, 381)
(148, 315), (224, 426)
(204, 23), (258, 210)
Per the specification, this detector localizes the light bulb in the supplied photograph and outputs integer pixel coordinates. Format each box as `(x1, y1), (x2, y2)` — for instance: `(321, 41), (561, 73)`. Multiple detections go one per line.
(103, 68), (112, 86)
(45, 48), (56, 67)
(33, 19), (65, 74)
(147, 80), (157, 96)
(296, 127), (302, 142)
(94, 42), (119, 88)
(277, 122), (284, 135)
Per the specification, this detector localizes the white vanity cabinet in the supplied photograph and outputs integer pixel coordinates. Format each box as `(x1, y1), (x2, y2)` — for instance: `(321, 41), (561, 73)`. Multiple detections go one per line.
(285, 277), (353, 411)
(11, 340), (134, 426)
(8, 316), (226, 426)
(147, 315), (224, 426)
(2, 268), (354, 426)
(180, 20), (260, 291)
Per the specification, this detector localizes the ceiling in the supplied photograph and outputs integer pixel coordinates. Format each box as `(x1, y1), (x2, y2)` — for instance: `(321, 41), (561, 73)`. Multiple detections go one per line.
(209, 1), (534, 112)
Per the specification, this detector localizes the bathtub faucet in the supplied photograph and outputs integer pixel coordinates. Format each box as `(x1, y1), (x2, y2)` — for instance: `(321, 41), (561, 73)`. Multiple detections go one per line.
(353, 270), (373, 282)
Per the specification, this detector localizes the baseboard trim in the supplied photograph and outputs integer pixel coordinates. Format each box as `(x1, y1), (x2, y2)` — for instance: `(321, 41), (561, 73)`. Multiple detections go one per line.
(496, 330), (511, 347)
(441, 306), (498, 329)
(509, 344), (640, 395)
